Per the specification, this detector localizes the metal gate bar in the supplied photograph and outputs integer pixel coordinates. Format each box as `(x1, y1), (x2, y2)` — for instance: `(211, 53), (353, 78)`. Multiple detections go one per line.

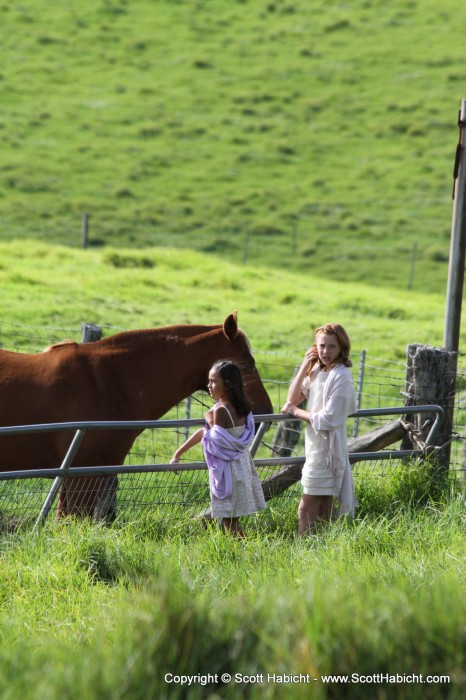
(0, 405), (444, 528)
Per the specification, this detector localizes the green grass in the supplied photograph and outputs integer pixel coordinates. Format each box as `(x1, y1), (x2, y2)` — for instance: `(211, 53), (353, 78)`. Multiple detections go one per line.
(0, 474), (464, 700)
(1, 0), (464, 292)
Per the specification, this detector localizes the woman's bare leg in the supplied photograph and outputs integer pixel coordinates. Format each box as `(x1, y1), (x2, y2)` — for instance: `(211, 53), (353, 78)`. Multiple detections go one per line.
(298, 495), (333, 535)
(298, 495), (321, 535)
(317, 496), (334, 524)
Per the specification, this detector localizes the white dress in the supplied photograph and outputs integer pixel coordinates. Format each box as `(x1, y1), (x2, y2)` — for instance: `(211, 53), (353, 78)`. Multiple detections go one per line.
(301, 371), (335, 495)
(300, 365), (357, 515)
(210, 408), (267, 519)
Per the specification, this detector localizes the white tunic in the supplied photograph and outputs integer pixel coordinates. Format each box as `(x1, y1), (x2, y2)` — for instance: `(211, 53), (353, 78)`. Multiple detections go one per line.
(301, 371), (334, 494)
(301, 364), (357, 515)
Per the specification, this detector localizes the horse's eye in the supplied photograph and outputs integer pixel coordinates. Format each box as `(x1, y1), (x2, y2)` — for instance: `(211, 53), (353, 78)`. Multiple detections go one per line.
(239, 360), (255, 371)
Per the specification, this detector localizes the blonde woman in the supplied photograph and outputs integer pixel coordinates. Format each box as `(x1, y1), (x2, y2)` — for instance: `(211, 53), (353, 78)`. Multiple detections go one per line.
(281, 324), (356, 536)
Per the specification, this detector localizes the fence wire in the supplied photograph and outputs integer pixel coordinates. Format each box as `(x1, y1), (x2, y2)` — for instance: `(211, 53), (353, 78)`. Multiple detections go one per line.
(0, 322), (463, 531)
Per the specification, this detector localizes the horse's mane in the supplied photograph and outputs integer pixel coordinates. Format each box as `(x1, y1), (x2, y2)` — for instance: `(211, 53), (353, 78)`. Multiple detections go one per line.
(42, 324), (252, 352)
(44, 340), (79, 352)
(238, 328), (252, 351)
(89, 324), (223, 350)
(100, 324), (252, 345)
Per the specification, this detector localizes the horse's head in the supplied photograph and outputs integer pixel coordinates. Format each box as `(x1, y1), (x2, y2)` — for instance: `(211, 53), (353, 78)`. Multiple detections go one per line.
(208, 312), (273, 416)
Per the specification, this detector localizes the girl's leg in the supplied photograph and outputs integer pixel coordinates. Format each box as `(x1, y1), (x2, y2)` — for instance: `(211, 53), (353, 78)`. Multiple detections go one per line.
(223, 517), (246, 538)
(298, 495), (321, 535)
(317, 496), (334, 524)
(298, 495), (334, 535)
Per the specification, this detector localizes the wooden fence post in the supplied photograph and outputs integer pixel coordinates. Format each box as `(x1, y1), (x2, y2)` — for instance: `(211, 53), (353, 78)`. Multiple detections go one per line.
(402, 344), (457, 470)
(243, 227), (251, 264)
(270, 365), (305, 458)
(82, 213), (89, 249)
(80, 323), (117, 523)
(81, 322), (102, 344)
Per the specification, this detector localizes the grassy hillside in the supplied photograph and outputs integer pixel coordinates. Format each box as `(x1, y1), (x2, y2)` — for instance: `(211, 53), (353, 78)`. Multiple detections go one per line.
(0, 240), (457, 361)
(1, 0), (465, 292)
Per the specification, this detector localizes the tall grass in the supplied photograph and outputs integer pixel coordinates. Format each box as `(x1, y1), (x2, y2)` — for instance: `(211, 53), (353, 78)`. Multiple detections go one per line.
(0, 467), (464, 699)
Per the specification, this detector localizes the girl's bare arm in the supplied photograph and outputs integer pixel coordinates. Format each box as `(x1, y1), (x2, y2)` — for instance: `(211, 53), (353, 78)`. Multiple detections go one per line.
(170, 428), (204, 463)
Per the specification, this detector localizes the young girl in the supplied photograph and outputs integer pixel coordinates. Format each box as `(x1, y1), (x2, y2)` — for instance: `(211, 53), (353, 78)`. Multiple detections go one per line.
(281, 323), (356, 536)
(170, 359), (266, 537)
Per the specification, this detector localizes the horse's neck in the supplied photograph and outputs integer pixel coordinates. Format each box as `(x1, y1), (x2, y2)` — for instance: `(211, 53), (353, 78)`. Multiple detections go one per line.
(106, 330), (213, 417)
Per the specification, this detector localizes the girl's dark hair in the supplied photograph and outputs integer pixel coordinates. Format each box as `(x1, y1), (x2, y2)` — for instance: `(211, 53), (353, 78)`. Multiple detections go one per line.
(211, 359), (251, 417)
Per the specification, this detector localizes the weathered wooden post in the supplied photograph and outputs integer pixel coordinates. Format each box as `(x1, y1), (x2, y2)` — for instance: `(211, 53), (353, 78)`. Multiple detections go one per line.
(270, 414), (303, 457)
(80, 323), (117, 522)
(81, 322), (102, 344)
(407, 242), (418, 290)
(243, 227), (251, 264)
(402, 344), (456, 470)
(82, 213), (89, 249)
(270, 364), (306, 458)
(291, 221), (298, 256)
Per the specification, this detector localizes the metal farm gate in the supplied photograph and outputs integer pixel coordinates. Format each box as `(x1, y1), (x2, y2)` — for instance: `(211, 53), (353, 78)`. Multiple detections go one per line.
(0, 405), (444, 532)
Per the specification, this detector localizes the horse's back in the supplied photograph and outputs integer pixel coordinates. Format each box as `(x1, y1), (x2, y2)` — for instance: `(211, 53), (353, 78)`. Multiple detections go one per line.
(0, 343), (135, 471)
(0, 343), (92, 425)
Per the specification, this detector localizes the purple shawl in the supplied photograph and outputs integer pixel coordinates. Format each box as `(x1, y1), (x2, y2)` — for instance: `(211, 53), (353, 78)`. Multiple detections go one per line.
(201, 412), (255, 499)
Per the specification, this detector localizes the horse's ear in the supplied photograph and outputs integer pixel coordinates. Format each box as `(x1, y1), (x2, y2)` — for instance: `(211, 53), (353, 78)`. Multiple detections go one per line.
(223, 312), (238, 340)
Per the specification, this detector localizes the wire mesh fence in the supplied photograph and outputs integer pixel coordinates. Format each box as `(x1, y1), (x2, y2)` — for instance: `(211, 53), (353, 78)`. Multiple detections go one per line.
(0, 321), (463, 531)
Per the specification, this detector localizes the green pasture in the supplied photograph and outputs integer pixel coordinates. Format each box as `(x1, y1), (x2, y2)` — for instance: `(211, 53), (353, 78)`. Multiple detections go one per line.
(0, 240), (459, 363)
(1, 0), (466, 697)
(1, 0), (465, 292)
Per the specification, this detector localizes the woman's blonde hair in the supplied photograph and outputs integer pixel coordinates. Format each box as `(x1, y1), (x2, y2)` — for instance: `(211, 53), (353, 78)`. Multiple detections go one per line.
(308, 323), (352, 373)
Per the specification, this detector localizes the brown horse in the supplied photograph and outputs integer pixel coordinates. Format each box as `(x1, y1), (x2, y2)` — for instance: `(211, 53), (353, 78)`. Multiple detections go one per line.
(0, 312), (272, 518)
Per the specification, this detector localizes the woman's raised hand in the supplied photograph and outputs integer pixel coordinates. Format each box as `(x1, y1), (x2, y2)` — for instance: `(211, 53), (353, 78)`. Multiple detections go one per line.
(305, 345), (318, 365)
